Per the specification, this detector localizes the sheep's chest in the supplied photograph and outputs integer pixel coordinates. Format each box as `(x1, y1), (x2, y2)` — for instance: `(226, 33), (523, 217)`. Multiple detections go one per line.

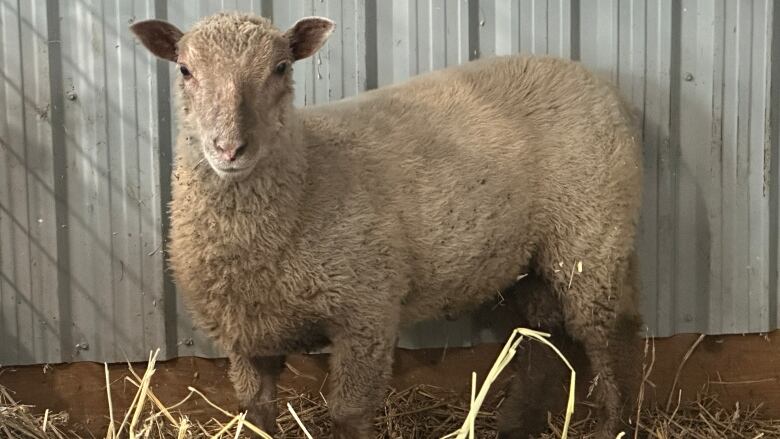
(169, 167), (329, 355)
(196, 295), (327, 356)
(170, 229), (326, 356)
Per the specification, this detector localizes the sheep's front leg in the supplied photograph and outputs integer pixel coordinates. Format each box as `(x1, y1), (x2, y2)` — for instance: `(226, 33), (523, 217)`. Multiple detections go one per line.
(227, 353), (285, 435)
(328, 322), (397, 439)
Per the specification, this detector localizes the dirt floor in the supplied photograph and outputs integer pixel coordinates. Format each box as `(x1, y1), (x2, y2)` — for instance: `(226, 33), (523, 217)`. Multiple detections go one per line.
(2, 332), (780, 437)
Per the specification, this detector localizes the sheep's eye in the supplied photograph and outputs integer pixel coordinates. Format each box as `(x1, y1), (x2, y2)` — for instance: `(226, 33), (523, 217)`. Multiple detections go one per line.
(179, 65), (191, 78)
(274, 62), (289, 75)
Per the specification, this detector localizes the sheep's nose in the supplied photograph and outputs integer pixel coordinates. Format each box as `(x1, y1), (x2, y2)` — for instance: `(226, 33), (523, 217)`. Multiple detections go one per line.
(216, 142), (247, 162)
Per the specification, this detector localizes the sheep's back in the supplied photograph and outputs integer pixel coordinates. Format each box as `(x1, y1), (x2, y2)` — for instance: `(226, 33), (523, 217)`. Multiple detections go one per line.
(299, 55), (641, 322)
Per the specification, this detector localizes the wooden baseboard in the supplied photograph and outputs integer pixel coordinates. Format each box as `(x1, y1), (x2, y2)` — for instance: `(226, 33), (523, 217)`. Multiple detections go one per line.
(1, 331), (778, 435)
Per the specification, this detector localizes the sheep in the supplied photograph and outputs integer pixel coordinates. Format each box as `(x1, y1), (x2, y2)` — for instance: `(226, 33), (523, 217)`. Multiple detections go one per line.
(130, 11), (643, 439)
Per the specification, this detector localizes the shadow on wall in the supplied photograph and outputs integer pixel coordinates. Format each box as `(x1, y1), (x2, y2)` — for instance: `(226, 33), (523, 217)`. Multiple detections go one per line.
(624, 64), (713, 337)
(0, 317), (36, 366)
(1, 0), (170, 364)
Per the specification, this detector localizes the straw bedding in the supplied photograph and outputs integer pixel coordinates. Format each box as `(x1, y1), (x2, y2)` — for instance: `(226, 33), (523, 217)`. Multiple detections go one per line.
(2, 332), (779, 439)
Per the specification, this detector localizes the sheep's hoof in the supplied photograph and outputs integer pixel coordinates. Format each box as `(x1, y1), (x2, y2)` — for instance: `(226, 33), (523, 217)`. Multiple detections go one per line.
(496, 407), (549, 439)
(496, 428), (534, 439)
(243, 404), (278, 436)
(591, 417), (623, 439)
(331, 417), (370, 439)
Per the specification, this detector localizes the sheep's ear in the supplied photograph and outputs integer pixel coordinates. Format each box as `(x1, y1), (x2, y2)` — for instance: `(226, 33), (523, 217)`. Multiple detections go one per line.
(285, 17), (335, 61)
(130, 19), (183, 62)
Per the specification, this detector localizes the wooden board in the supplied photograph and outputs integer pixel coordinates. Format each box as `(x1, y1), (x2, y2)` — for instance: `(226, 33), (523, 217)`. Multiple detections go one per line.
(1, 331), (779, 435)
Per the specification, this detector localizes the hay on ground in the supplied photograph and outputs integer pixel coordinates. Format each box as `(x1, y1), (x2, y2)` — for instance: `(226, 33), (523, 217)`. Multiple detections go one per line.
(2, 332), (780, 438)
(0, 385), (76, 439)
(3, 379), (780, 438)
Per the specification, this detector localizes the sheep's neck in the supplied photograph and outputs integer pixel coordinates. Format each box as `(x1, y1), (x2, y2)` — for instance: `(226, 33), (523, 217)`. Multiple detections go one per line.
(171, 128), (307, 265)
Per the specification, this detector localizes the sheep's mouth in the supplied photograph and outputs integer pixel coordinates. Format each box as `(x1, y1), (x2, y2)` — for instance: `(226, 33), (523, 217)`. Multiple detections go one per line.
(214, 165), (253, 177)
(208, 157), (253, 173)
(202, 144), (262, 181)
(208, 160), (259, 181)
(218, 166), (247, 173)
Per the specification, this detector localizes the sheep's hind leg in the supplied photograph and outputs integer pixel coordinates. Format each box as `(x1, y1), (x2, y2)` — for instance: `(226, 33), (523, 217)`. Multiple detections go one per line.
(327, 319), (397, 439)
(497, 330), (577, 438)
(552, 265), (641, 439)
(227, 353), (285, 435)
(497, 275), (578, 438)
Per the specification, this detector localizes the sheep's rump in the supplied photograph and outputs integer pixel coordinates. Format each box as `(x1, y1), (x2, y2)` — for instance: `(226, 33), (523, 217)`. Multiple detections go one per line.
(300, 55), (641, 323)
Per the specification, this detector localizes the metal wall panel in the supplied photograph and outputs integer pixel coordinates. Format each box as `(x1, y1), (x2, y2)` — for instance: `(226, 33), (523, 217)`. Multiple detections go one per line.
(375, 0), (472, 86)
(1, 0), (61, 364)
(1, 0), (169, 365)
(1, 0), (778, 365)
(635, 0), (675, 338)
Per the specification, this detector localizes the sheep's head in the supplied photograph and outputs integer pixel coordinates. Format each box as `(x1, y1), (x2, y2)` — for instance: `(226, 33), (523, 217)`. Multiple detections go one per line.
(130, 13), (334, 181)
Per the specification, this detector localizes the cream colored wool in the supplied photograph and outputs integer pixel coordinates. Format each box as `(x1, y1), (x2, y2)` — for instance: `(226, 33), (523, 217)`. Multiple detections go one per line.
(131, 12), (643, 439)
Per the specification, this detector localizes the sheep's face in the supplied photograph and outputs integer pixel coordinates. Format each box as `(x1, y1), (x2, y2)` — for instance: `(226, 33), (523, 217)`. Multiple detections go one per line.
(130, 13), (334, 181)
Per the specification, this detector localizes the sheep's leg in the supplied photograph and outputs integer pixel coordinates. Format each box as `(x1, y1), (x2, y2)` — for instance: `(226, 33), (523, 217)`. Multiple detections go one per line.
(497, 275), (582, 438)
(497, 330), (578, 438)
(327, 322), (397, 439)
(553, 264), (641, 439)
(227, 353), (285, 435)
(562, 292), (621, 436)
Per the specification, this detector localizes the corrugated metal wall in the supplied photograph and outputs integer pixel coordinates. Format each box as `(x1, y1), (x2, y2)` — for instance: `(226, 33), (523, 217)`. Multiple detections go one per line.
(1, 0), (778, 365)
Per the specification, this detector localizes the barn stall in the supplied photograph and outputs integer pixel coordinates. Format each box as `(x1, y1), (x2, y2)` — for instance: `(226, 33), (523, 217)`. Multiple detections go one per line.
(1, 0), (780, 437)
